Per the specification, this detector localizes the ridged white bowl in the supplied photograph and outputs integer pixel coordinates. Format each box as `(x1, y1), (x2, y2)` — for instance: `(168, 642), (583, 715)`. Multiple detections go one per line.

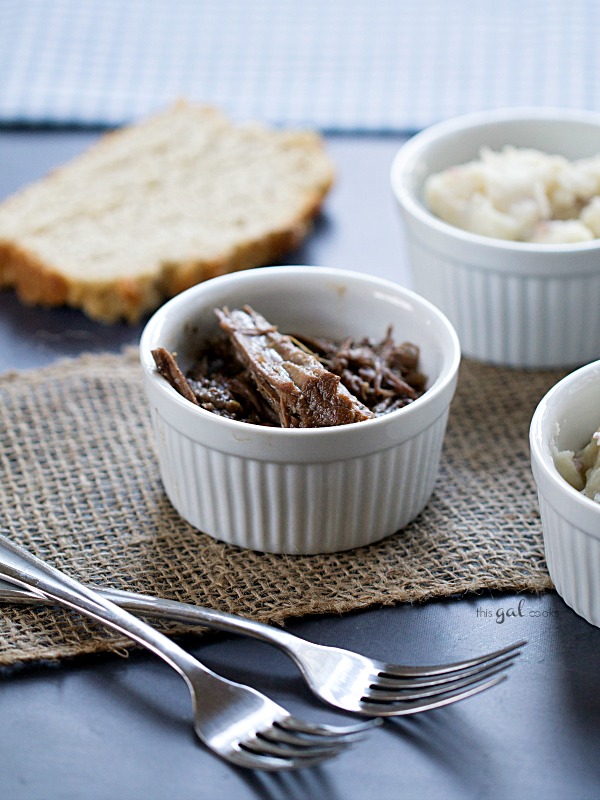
(140, 266), (460, 554)
(530, 360), (600, 627)
(391, 107), (600, 368)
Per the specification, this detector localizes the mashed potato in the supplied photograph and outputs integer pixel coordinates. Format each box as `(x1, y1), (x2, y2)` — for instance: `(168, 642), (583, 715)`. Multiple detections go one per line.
(552, 424), (600, 502)
(425, 147), (600, 243)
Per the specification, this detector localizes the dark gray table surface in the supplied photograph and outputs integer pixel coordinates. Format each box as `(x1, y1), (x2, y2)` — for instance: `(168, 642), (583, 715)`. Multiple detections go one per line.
(0, 130), (599, 800)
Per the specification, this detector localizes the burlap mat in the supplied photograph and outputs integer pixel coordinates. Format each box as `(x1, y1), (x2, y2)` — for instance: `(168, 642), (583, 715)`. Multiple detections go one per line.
(0, 349), (564, 666)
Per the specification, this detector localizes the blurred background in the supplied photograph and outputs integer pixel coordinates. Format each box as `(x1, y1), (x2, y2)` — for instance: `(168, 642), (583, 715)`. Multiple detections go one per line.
(0, 0), (598, 134)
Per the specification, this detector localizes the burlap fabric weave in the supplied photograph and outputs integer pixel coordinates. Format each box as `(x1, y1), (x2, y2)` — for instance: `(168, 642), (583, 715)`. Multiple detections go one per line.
(0, 349), (564, 666)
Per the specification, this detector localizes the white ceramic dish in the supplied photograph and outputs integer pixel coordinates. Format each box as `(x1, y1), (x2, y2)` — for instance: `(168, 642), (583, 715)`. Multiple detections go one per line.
(140, 266), (460, 554)
(530, 360), (600, 627)
(391, 107), (600, 368)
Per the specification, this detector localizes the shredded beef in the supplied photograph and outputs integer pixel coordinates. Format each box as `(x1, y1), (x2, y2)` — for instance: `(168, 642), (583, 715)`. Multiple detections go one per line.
(151, 347), (199, 406)
(293, 328), (426, 416)
(152, 306), (427, 427)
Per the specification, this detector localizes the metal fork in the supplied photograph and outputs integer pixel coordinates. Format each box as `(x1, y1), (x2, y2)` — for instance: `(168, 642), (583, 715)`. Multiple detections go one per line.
(0, 570), (525, 717)
(0, 534), (377, 771)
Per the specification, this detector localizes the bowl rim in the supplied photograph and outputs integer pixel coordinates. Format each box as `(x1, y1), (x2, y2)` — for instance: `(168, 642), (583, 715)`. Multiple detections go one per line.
(139, 265), (461, 440)
(390, 105), (600, 255)
(530, 359), (600, 518)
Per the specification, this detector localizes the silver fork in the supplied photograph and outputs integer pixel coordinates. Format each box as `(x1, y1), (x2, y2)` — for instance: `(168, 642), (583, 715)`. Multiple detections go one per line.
(0, 534), (377, 771)
(0, 571), (525, 717)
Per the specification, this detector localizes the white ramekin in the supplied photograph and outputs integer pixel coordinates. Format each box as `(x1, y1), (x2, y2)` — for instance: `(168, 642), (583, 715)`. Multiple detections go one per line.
(391, 107), (600, 369)
(530, 360), (600, 627)
(140, 266), (460, 554)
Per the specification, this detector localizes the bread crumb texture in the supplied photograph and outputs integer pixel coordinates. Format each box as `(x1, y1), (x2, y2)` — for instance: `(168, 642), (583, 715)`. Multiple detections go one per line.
(0, 103), (335, 323)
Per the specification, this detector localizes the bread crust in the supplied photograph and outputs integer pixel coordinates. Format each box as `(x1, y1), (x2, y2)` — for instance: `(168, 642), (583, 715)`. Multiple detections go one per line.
(0, 203), (320, 323)
(0, 103), (334, 323)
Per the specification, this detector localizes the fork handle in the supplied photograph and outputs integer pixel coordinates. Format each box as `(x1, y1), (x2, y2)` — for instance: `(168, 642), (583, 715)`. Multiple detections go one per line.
(0, 571), (306, 657)
(0, 534), (209, 682)
(92, 588), (306, 656)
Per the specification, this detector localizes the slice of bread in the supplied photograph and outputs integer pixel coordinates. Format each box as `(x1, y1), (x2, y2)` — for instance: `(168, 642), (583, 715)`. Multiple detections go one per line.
(0, 103), (334, 323)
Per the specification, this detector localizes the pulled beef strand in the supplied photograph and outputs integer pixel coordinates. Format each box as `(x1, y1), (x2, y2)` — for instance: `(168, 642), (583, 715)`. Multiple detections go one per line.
(151, 347), (199, 406)
(152, 307), (426, 427)
(293, 329), (426, 415)
(215, 306), (374, 428)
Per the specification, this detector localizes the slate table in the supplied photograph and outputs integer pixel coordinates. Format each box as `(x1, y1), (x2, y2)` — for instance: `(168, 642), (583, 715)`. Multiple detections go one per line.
(0, 129), (599, 800)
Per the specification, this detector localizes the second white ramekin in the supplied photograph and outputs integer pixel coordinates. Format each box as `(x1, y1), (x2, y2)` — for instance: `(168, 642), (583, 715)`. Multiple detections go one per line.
(391, 107), (600, 368)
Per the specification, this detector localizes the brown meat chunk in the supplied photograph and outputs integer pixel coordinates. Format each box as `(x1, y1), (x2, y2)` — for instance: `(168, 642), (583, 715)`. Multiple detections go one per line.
(151, 347), (199, 405)
(215, 306), (374, 428)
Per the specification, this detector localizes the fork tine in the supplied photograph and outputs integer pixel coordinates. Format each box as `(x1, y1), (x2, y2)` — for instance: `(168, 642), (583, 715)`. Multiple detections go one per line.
(356, 673), (508, 716)
(277, 716), (381, 739)
(369, 650), (520, 691)
(240, 733), (347, 760)
(373, 640), (526, 678)
(362, 660), (513, 703)
(263, 727), (355, 748)
(229, 748), (337, 771)
(236, 714), (378, 763)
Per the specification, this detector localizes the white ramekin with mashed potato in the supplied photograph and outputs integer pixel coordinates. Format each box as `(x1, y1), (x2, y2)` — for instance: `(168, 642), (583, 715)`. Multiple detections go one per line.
(530, 358), (600, 627)
(391, 107), (600, 367)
